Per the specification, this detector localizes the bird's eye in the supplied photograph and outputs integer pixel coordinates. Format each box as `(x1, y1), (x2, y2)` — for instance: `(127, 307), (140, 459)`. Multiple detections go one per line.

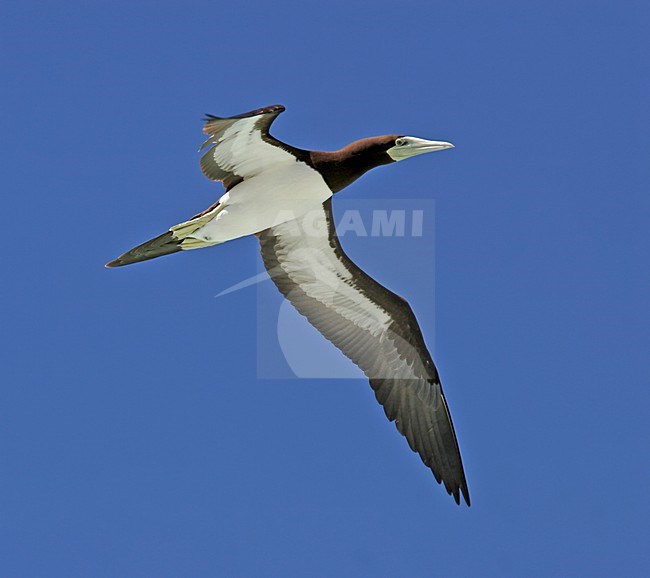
(395, 138), (407, 147)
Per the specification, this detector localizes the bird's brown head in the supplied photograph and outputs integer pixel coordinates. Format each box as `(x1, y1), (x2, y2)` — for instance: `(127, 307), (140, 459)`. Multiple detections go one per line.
(310, 135), (454, 193)
(341, 135), (402, 164)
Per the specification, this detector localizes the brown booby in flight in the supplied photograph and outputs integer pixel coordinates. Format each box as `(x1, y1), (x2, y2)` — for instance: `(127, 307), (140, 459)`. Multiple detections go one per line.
(107, 105), (470, 506)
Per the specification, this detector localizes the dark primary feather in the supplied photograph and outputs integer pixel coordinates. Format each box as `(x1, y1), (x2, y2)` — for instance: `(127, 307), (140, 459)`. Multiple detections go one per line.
(257, 199), (470, 505)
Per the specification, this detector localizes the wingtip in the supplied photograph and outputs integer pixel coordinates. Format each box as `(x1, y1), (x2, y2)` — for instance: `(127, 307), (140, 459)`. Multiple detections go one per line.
(440, 473), (470, 506)
(449, 486), (471, 507)
(203, 104), (285, 124)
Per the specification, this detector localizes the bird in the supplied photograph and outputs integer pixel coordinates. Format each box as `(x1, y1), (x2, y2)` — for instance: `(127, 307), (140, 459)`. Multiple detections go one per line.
(107, 104), (470, 505)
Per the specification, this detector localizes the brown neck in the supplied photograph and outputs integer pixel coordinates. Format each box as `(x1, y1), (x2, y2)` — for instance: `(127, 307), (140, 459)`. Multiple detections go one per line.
(308, 136), (397, 193)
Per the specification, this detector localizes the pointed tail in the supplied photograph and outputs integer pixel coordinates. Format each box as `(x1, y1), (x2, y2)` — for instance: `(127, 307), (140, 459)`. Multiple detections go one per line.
(105, 231), (182, 267)
(106, 202), (224, 268)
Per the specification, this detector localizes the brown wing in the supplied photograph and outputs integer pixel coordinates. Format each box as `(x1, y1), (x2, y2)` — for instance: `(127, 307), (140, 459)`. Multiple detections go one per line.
(257, 199), (470, 505)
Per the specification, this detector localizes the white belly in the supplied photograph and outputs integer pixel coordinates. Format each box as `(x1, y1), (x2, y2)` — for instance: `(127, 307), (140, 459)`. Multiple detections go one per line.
(189, 162), (332, 244)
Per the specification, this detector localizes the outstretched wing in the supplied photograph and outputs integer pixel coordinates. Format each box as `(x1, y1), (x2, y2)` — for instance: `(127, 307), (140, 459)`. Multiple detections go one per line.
(199, 104), (305, 191)
(257, 199), (470, 505)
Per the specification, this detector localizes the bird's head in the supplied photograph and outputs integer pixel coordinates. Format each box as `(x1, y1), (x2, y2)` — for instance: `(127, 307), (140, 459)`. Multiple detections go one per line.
(385, 136), (454, 162)
(311, 134), (455, 193)
(338, 135), (454, 165)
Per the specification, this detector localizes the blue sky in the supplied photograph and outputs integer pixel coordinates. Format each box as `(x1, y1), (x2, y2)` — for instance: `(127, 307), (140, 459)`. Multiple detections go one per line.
(1, 1), (649, 576)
